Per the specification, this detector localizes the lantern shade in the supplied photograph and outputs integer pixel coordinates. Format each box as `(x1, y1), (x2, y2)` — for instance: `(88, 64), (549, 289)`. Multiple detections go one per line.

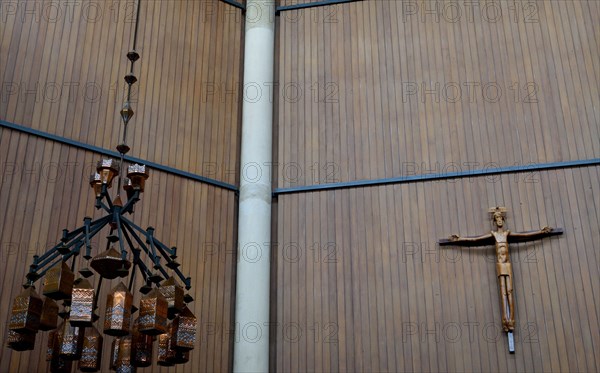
(138, 288), (168, 335)
(70, 278), (95, 326)
(171, 350), (190, 365)
(109, 338), (121, 371)
(104, 282), (133, 336)
(159, 276), (184, 319)
(96, 158), (119, 187)
(132, 318), (153, 367)
(115, 335), (134, 373)
(50, 351), (73, 373)
(40, 297), (59, 331)
(78, 326), (103, 372)
(91, 247), (131, 280)
(47, 330), (57, 361)
(9, 286), (43, 333)
(57, 319), (84, 360)
(170, 306), (196, 351)
(43, 261), (74, 300)
(157, 328), (175, 367)
(6, 329), (36, 351)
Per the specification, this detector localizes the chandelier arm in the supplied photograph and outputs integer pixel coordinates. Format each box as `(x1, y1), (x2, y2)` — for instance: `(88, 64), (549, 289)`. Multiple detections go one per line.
(121, 190), (140, 214)
(114, 213), (127, 260)
(121, 216), (176, 259)
(149, 237), (176, 258)
(121, 221), (170, 280)
(121, 227), (151, 283)
(122, 218), (191, 289)
(98, 200), (112, 213)
(31, 217), (111, 277)
(34, 216), (111, 264)
(104, 191), (114, 210)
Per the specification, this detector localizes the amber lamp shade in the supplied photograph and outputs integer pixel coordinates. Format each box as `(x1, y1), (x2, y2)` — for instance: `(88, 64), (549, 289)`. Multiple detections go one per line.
(7, 329), (36, 351)
(127, 164), (149, 192)
(115, 336), (134, 372)
(170, 306), (196, 351)
(90, 247), (131, 280)
(70, 278), (95, 327)
(9, 286), (42, 334)
(159, 276), (184, 319)
(132, 318), (154, 367)
(39, 297), (59, 331)
(78, 326), (103, 372)
(104, 282), (133, 336)
(157, 327), (175, 367)
(42, 261), (74, 300)
(89, 173), (103, 198)
(109, 338), (121, 371)
(57, 318), (84, 360)
(96, 159), (119, 187)
(138, 288), (168, 336)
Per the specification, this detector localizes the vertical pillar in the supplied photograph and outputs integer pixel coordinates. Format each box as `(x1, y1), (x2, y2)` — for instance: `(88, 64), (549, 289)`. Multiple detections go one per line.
(234, 1), (275, 372)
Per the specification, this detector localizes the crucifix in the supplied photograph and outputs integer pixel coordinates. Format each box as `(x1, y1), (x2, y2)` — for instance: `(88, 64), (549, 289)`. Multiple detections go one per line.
(438, 207), (563, 353)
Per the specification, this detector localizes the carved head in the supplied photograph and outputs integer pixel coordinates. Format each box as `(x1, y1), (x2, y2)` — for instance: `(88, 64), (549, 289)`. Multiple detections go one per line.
(489, 207), (507, 228)
(493, 212), (505, 228)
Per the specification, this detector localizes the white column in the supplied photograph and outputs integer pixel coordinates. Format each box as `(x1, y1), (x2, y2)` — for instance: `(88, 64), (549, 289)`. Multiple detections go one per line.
(233, 1), (275, 372)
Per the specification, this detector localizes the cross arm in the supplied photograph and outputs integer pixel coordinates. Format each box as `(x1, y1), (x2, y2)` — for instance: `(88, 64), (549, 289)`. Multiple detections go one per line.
(508, 227), (563, 243)
(438, 232), (495, 247)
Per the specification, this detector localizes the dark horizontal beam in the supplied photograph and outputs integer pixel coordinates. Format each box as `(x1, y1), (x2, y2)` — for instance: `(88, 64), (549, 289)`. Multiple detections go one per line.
(276, 0), (363, 13)
(273, 158), (600, 195)
(0, 119), (238, 192)
(219, 0), (245, 11)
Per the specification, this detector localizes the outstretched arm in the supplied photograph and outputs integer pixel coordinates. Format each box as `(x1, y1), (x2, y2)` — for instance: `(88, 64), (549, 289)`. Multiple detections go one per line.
(438, 232), (495, 247)
(508, 227), (563, 243)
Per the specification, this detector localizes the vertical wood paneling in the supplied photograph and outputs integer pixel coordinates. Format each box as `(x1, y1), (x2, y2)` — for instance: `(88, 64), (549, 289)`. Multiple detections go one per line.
(274, 168), (600, 372)
(0, 0), (242, 185)
(276, 0), (600, 189)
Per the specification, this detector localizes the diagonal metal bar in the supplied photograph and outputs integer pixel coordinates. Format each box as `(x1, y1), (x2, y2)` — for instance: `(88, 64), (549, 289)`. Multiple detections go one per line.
(219, 0), (245, 11)
(276, 0), (363, 13)
(0, 119), (238, 192)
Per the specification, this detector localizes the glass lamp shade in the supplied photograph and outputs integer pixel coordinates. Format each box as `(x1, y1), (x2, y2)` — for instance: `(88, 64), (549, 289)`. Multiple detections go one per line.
(70, 278), (95, 327)
(132, 318), (153, 367)
(47, 330), (57, 361)
(138, 288), (168, 335)
(104, 282), (133, 336)
(96, 159), (119, 187)
(78, 326), (103, 372)
(170, 306), (196, 351)
(127, 164), (149, 192)
(50, 349), (73, 373)
(159, 276), (184, 319)
(123, 178), (135, 200)
(157, 327), (175, 367)
(115, 336), (134, 373)
(42, 261), (74, 300)
(9, 286), (43, 333)
(109, 338), (121, 371)
(90, 247), (131, 280)
(6, 329), (36, 351)
(39, 297), (59, 331)
(57, 318), (84, 360)
(89, 173), (103, 197)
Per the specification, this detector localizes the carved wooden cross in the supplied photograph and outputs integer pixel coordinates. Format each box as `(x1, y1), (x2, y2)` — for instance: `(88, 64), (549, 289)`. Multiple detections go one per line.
(438, 207), (563, 353)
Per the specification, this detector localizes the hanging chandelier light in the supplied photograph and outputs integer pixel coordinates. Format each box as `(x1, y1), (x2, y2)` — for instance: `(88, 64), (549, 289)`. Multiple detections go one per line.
(6, 0), (197, 370)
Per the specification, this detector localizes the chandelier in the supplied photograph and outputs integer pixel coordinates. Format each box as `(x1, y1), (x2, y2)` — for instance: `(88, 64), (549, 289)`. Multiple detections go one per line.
(6, 0), (197, 371)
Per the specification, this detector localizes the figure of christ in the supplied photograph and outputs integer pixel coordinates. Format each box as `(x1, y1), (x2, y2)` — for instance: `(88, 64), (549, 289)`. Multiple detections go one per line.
(439, 207), (563, 352)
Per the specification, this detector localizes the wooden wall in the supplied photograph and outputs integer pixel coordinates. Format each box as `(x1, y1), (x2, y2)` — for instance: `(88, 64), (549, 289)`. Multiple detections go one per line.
(1, 0), (599, 372)
(273, 0), (599, 372)
(276, 0), (599, 188)
(0, 0), (242, 372)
